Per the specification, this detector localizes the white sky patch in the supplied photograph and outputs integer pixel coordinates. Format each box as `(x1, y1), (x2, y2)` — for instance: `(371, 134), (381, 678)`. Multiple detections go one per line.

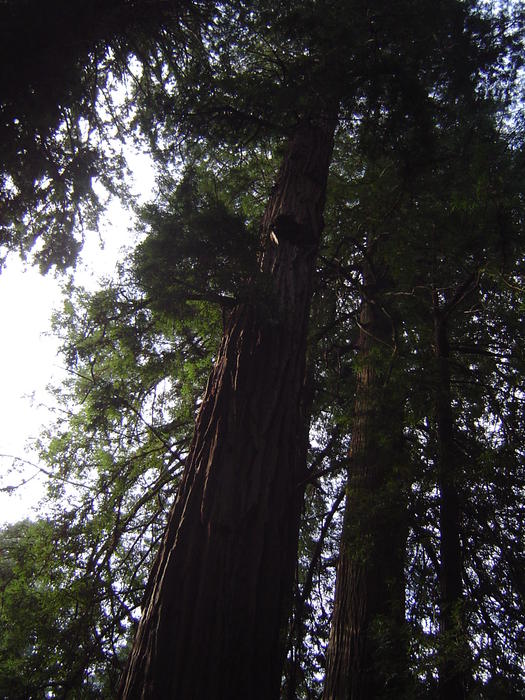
(0, 259), (64, 522)
(0, 149), (155, 525)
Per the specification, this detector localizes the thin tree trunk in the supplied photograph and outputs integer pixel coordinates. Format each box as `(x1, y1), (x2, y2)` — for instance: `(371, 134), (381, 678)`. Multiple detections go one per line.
(285, 487), (346, 700)
(119, 113), (337, 700)
(322, 269), (408, 700)
(433, 295), (470, 700)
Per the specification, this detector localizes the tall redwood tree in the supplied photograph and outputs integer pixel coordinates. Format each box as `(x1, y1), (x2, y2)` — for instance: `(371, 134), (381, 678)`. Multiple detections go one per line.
(119, 112), (338, 699)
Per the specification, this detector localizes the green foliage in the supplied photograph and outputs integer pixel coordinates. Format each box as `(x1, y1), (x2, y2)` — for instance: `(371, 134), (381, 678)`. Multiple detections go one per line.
(1, 0), (524, 697)
(0, 0), (209, 270)
(134, 169), (260, 315)
(0, 518), (109, 698)
(0, 266), (221, 696)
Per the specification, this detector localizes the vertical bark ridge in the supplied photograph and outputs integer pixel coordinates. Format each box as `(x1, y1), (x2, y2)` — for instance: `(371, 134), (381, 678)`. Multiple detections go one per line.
(119, 113), (337, 700)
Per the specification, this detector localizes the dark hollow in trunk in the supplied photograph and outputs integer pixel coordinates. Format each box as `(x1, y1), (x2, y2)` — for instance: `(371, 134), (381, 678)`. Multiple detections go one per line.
(119, 115), (336, 700)
(323, 269), (408, 700)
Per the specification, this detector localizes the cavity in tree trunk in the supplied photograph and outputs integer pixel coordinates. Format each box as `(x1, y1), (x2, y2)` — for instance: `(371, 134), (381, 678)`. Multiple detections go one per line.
(119, 113), (337, 700)
(322, 268), (408, 700)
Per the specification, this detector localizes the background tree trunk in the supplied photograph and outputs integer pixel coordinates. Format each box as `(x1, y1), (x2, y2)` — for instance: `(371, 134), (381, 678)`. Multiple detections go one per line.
(323, 268), (408, 700)
(433, 297), (470, 700)
(119, 114), (337, 700)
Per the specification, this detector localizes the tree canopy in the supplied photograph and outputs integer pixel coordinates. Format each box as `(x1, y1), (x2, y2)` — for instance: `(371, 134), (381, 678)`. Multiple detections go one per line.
(0, 0), (524, 698)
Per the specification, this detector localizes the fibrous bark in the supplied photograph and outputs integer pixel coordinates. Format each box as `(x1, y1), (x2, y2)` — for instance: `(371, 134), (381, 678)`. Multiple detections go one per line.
(119, 113), (337, 700)
(323, 269), (408, 700)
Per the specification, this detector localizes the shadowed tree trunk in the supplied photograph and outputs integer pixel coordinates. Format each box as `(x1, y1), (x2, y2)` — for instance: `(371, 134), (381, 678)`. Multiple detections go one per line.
(322, 267), (408, 700)
(433, 294), (470, 700)
(119, 113), (337, 700)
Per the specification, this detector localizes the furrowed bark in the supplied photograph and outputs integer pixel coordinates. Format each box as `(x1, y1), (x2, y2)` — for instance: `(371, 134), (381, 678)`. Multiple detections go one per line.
(323, 269), (408, 700)
(119, 113), (337, 700)
(433, 296), (470, 700)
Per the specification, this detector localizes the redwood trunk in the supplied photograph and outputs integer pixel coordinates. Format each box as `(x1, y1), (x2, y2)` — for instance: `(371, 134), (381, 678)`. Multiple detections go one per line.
(433, 300), (469, 700)
(323, 271), (407, 700)
(119, 115), (336, 699)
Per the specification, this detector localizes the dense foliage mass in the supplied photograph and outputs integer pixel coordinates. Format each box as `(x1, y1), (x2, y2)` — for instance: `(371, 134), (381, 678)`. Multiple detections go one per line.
(0, 0), (523, 697)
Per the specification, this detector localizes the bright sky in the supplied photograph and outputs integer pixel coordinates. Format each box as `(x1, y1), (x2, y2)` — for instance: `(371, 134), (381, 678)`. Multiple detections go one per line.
(0, 259), (64, 522)
(0, 154), (154, 525)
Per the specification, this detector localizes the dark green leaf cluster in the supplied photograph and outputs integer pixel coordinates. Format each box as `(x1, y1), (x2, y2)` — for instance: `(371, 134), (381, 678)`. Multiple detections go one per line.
(0, 0), (209, 269)
(134, 169), (260, 315)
